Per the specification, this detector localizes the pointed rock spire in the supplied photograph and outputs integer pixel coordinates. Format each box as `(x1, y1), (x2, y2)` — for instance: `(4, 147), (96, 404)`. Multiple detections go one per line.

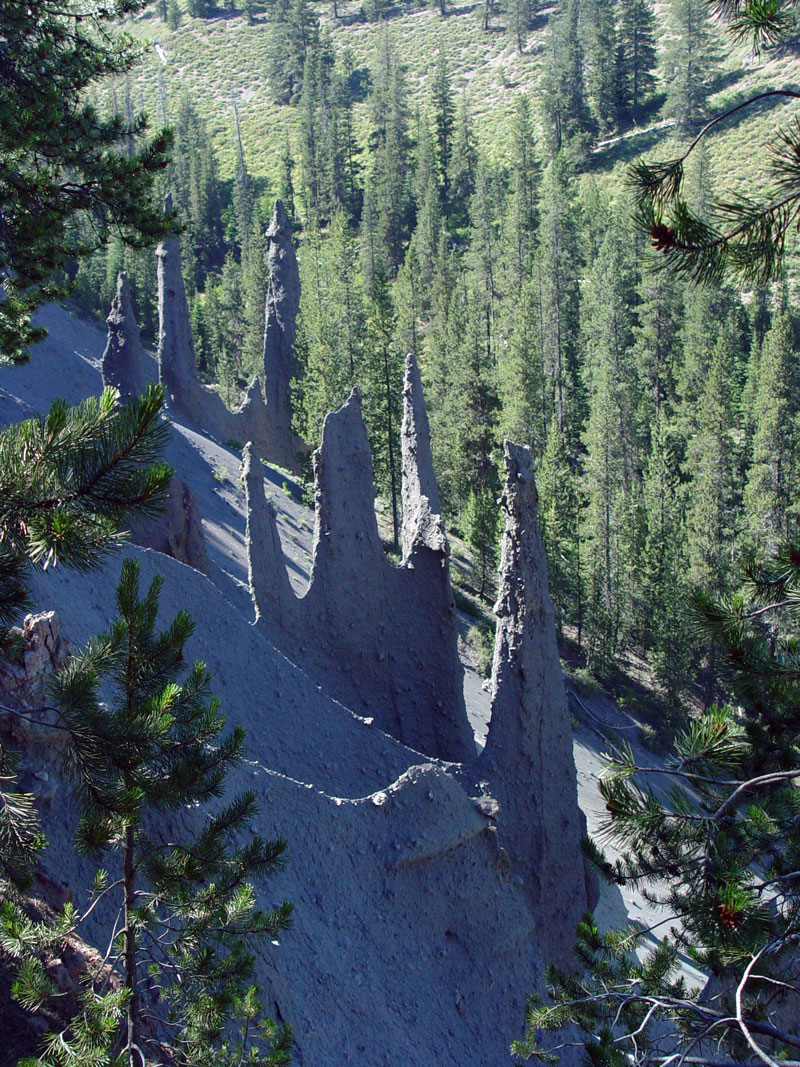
(311, 388), (385, 575)
(262, 199), (301, 467)
(101, 272), (153, 399)
(479, 440), (588, 969)
(156, 192), (197, 407)
(243, 442), (295, 626)
(401, 352), (446, 560)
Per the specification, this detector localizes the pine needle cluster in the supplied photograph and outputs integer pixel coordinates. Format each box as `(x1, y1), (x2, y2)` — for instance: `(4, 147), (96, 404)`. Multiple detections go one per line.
(629, 1), (800, 286)
(514, 543), (800, 1067)
(0, 0), (178, 362)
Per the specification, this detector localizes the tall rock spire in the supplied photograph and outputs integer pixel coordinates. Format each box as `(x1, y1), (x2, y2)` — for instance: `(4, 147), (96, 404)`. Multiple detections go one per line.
(101, 272), (153, 399)
(244, 386), (474, 762)
(156, 192), (196, 408)
(400, 352), (446, 561)
(262, 200), (301, 469)
(243, 443), (295, 627)
(478, 440), (588, 969)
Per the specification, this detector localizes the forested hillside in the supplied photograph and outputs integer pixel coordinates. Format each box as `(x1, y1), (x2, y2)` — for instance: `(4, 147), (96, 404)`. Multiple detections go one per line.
(71, 0), (800, 724)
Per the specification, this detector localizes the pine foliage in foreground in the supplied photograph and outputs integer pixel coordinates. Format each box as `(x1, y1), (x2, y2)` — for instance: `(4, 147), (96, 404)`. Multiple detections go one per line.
(2, 559), (293, 1067)
(0, 384), (172, 888)
(513, 543), (800, 1067)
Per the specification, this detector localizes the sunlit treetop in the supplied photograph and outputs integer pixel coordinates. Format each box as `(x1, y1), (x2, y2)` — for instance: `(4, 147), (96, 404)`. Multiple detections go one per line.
(0, 0), (177, 362)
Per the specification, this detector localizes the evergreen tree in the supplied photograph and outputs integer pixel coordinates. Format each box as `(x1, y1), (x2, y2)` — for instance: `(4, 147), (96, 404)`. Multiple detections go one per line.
(362, 269), (402, 548)
(431, 50), (456, 201)
(639, 415), (690, 711)
(581, 0), (618, 135)
(11, 559), (293, 1066)
(506, 0), (531, 51)
(615, 0), (657, 125)
(502, 95), (540, 291)
(496, 279), (546, 455)
(541, 0), (594, 164)
(0, 0), (174, 361)
(0, 388), (173, 885)
(536, 421), (583, 641)
(536, 155), (583, 446)
(168, 96), (225, 294)
(295, 213), (366, 445)
(515, 543), (800, 1067)
(663, 0), (717, 129)
(462, 486), (500, 598)
(580, 217), (639, 674)
(743, 308), (800, 551)
(449, 97), (479, 228)
(685, 332), (741, 594)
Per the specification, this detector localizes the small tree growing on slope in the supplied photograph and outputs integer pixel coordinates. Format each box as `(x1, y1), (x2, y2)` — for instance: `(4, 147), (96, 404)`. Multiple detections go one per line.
(6, 558), (293, 1067)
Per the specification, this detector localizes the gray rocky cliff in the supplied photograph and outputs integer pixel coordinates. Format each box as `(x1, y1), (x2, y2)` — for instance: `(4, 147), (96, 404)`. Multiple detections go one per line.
(476, 440), (588, 970)
(262, 200), (303, 471)
(101, 272), (155, 399)
(155, 194), (303, 468)
(246, 383), (474, 762)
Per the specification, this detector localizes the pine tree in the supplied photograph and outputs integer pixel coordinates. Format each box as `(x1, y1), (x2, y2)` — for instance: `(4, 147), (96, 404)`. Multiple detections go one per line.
(515, 542), (800, 1067)
(743, 308), (800, 551)
(663, 0), (717, 129)
(362, 269), (402, 548)
(431, 50), (456, 201)
(580, 216), (639, 675)
(582, 0), (618, 135)
(615, 0), (657, 125)
(449, 97), (479, 228)
(502, 95), (540, 291)
(0, 0), (174, 361)
(536, 154), (583, 446)
(541, 0), (594, 164)
(685, 332), (741, 594)
(10, 559), (293, 1066)
(295, 213), (365, 445)
(0, 387), (172, 887)
(536, 421), (583, 641)
(639, 415), (690, 711)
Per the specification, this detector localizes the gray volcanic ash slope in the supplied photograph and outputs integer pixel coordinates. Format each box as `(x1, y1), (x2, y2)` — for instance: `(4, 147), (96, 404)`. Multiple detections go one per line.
(0, 296), (609, 1066)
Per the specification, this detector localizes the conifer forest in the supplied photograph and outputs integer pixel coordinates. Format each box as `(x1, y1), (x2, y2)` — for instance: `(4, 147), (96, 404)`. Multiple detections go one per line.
(71, 0), (800, 724)
(4, 0), (800, 1063)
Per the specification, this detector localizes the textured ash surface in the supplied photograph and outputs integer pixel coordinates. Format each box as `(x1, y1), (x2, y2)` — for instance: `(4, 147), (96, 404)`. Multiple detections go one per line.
(0, 297), (638, 1067)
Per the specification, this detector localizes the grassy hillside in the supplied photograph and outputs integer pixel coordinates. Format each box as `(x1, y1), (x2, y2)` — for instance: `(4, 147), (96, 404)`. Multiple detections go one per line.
(110, 0), (800, 211)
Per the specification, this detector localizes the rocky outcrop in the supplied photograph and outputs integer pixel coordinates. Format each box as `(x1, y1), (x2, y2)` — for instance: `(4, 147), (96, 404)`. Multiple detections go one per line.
(155, 195), (302, 469)
(0, 611), (68, 712)
(401, 352), (446, 560)
(246, 378), (474, 762)
(262, 200), (303, 470)
(129, 478), (208, 574)
(244, 442), (295, 627)
(101, 272), (155, 399)
(476, 440), (588, 970)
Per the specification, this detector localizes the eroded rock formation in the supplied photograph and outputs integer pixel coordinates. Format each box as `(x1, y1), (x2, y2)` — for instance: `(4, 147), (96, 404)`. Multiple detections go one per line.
(129, 478), (208, 575)
(246, 373), (474, 762)
(101, 272), (155, 399)
(477, 440), (588, 970)
(156, 195), (302, 469)
(262, 200), (302, 470)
